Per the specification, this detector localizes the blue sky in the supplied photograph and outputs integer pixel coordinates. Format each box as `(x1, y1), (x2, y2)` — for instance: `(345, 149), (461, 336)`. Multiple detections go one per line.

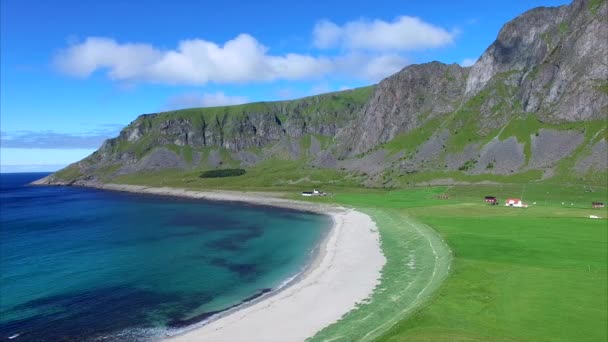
(0, 0), (570, 172)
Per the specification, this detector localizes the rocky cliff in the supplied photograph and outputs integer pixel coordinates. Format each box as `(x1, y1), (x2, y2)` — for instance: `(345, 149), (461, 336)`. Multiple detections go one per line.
(36, 0), (607, 187)
(337, 0), (607, 156)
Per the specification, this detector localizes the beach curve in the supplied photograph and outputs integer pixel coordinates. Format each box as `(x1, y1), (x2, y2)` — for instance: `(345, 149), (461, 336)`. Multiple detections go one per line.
(77, 183), (386, 342)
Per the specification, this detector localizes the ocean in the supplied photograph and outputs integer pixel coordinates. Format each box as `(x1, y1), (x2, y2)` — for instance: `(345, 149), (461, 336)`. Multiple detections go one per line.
(0, 173), (329, 341)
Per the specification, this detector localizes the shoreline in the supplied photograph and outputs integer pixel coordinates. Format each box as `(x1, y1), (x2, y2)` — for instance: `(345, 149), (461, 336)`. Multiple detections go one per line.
(163, 212), (333, 338)
(62, 182), (386, 341)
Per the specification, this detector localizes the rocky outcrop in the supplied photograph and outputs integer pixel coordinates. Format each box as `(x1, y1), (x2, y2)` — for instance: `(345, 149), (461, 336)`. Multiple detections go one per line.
(78, 88), (373, 175)
(335, 0), (607, 157)
(471, 137), (526, 175)
(576, 139), (608, 172)
(118, 148), (189, 174)
(528, 129), (585, 168)
(335, 62), (469, 156)
(467, 0), (608, 122)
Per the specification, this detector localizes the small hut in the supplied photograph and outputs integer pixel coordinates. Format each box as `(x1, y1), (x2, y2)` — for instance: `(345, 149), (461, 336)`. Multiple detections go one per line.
(505, 198), (527, 208)
(484, 196), (498, 205)
(301, 189), (327, 197)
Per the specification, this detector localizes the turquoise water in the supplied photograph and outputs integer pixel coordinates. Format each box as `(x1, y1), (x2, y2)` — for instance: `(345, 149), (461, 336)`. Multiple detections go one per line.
(0, 173), (329, 341)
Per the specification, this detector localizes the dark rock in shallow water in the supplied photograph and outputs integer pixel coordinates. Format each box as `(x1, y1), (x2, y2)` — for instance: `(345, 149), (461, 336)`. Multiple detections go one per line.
(167, 288), (272, 328)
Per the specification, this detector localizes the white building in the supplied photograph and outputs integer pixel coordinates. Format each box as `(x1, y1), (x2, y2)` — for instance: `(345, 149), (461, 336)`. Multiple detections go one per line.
(505, 198), (527, 207)
(301, 189), (326, 197)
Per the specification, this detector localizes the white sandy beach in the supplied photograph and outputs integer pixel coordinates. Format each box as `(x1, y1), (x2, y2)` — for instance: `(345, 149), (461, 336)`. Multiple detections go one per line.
(86, 184), (386, 342)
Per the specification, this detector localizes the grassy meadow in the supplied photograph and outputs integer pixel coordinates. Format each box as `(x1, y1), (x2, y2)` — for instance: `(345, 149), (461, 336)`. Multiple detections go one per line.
(112, 170), (607, 341)
(318, 185), (607, 342)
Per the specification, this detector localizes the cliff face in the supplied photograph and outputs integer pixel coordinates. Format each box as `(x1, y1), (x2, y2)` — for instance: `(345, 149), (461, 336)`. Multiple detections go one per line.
(336, 0), (607, 156)
(335, 62), (470, 156)
(466, 0), (607, 122)
(38, 0), (607, 187)
(75, 87), (374, 177)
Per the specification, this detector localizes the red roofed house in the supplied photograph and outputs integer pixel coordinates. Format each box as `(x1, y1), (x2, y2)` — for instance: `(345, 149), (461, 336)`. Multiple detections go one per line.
(505, 198), (527, 208)
(484, 196), (497, 205)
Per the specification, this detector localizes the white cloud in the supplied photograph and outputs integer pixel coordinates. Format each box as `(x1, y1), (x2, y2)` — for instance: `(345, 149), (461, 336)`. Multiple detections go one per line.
(313, 16), (456, 50)
(165, 92), (249, 110)
(54, 35), (408, 85)
(54, 35), (333, 85)
(313, 20), (343, 49)
(356, 54), (407, 81)
(460, 58), (477, 67)
(54, 37), (162, 79)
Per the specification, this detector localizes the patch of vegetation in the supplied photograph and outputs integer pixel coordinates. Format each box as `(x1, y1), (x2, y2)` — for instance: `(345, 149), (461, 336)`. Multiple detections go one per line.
(588, 0), (605, 14)
(113, 159), (361, 191)
(558, 21), (569, 34)
(182, 145), (194, 164)
(458, 159), (477, 171)
(93, 164), (122, 181)
(442, 76), (520, 154)
(443, 69), (456, 82)
(164, 144), (181, 155)
(53, 165), (82, 181)
(527, 64), (541, 81)
(122, 134), (157, 159)
(594, 79), (608, 95)
(199, 168), (246, 178)
(486, 161), (494, 169)
(540, 31), (553, 47)
(498, 114), (542, 162)
(383, 118), (442, 155)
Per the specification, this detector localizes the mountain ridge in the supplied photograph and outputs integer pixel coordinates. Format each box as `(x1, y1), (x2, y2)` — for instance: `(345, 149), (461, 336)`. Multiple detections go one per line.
(35, 0), (607, 188)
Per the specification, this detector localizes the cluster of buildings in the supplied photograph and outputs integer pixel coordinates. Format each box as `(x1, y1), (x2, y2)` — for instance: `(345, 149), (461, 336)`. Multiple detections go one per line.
(483, 196), (604, 209)
(300, 189), (604, 210)
(484, 196), (527, 207)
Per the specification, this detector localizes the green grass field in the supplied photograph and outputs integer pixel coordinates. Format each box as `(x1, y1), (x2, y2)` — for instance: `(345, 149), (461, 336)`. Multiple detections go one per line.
(309, 185), (607, 342)
(112, 171), (607, 341)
